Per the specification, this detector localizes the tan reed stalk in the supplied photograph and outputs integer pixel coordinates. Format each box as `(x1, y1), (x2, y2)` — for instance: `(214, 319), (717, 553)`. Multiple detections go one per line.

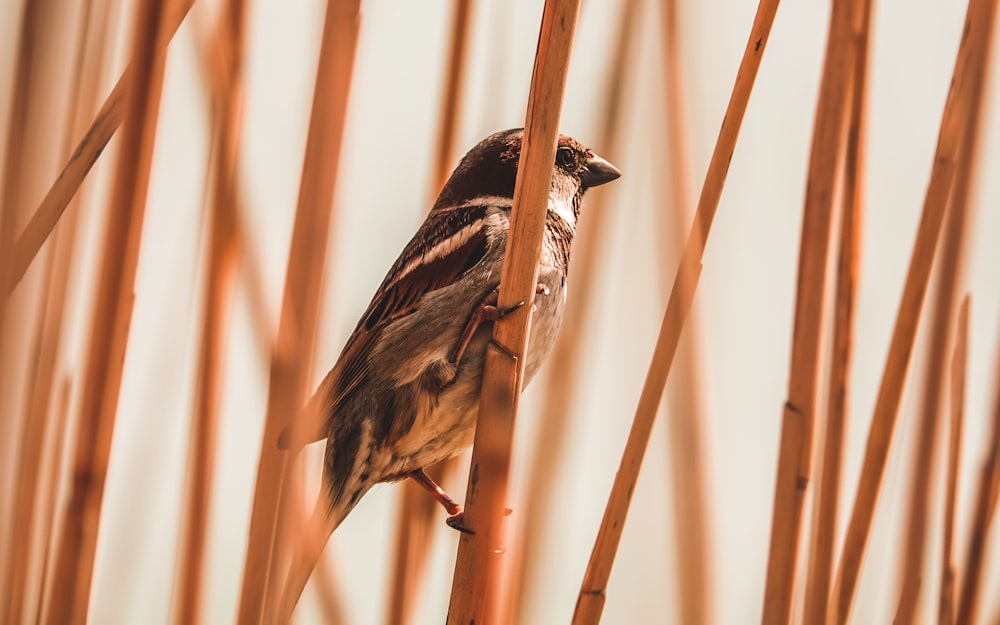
(801, 2), (871, 622)
(895, 21), (990, 621)
(955, 338), (1000, 623)
(571, 2), (782, 623)
(939, 296), (970, 625)
(6, 0), (196, 295)
(0, 0), (39, 303)
(313, 546), (349, 624)
(43, 2), (170, 622)
(829, 0), (999, 620)
(893, 578), (922, 625)
(172, 3), (246, 624)
(235, 2), (360, 622)
(658, 0), (713, 621)
(33, 376), (73, 622)
(446, 2), (581, 622)
(1, 0), (113, 620)
(383, 4), (475, 620)
(759, 1), (865, 622)
(431, 0), (473, 194)
(384, 463), (450, 625)
(506, 3), (639, 622)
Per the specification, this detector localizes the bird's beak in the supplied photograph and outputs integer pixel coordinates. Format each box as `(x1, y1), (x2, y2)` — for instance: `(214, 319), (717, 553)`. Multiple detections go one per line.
(580, 154), (622, 188)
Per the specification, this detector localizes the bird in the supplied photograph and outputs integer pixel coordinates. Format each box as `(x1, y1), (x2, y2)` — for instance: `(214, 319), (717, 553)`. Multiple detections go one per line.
(275, 128), (620, 621)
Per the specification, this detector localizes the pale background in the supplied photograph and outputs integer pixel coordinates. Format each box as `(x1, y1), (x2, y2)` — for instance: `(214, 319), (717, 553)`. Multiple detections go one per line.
(0, 0), (998, 623)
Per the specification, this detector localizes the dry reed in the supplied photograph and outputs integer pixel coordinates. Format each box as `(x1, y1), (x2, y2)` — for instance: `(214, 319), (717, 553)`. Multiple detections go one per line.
(0, 2), (997, 625)
(446, 1), (582, 622)
(504, 3), (639, 623)
(7, 0), (196, 295)
(235, 1), (360, 622)
(955, 338), (1000, 624)
(658, 0), (713, 621)
(760, 1), (866, 622)
(43, 3), (170, 622)
(801, 1), (871, 622)
(830, 0), (998, 619)
(572, 1), (782, 623)
(939, 296), (970, 625)
(172, 2), (247, 623)
(0, 0), (114, 620)
(384, 4), (475, 621)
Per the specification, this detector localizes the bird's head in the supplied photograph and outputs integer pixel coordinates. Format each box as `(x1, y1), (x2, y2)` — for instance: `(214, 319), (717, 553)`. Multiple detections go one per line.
(433, 128), (621, 223)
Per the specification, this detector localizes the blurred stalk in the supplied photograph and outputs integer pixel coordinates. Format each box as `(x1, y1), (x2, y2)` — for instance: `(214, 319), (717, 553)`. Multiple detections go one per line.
(955, 330), (1000, 624)
(6, 0), (197, 295)
(384, 3), (474, 622)
(172, 1), (247, 624)
(235, 1), (360, 621)
(1, 0), (115, 621)
(43, 1), (170, 622)
(938, 297), (970, 625)
(658, 0), (713, 621)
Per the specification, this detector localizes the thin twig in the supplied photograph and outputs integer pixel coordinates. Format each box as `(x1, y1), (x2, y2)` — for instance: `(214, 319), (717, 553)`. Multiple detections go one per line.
(570, 2), (782, 623)
(446, 2), (582, 623)
(830, 0), (999, 620)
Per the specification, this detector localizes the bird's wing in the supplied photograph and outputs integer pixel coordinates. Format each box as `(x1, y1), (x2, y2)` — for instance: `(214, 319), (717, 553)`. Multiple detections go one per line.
(277, 202), (498, 449)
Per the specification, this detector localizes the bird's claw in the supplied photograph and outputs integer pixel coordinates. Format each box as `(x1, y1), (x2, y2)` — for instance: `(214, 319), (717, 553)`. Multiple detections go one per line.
(446, 511), (475, 535)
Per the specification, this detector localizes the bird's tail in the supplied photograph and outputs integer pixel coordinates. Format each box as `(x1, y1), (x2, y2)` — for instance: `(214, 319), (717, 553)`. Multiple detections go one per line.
(274, 489), (356, 624)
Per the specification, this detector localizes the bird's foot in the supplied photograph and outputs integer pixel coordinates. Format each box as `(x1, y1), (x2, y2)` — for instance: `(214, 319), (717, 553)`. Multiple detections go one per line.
(445, 507), (514, 537)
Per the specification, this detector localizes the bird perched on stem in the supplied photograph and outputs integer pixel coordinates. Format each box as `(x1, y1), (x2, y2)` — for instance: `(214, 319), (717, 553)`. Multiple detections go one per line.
(276, 128), (620, 621)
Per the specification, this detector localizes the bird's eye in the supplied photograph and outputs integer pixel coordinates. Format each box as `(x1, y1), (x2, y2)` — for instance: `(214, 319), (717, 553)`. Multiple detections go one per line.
(555, 147), (575, 169)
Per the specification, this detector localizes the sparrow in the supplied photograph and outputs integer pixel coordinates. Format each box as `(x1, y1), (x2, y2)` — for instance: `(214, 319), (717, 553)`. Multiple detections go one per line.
(276, 128), (620, 620)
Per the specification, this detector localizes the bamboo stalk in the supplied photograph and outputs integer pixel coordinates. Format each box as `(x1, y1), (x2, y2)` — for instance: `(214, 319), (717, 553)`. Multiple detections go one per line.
(830, 0), (998, 620)
(43, 1), (170, 622)
(801, 2), (871, 622)
(571, 2), (781, 623)
(6, 0), (197, 296)
(658, 0), (714, 621)
(506, 2), (638, 622)
(235, 2), (360, 622)
(759, 0), (864, 622)
(172, 2), (246, 624)
(939, 296), (970, 625)
(0, 0), (112, 620)
(446, 2), (582, 622)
